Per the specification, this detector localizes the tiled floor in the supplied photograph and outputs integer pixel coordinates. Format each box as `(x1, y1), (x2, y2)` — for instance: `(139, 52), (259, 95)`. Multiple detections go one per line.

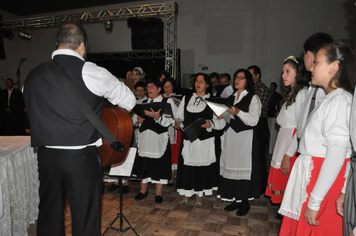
(28, 180), (282, 236)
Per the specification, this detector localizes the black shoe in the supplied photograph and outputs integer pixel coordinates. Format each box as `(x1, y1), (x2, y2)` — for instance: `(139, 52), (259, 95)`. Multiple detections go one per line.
(236, 200), (250, 216)
(224, 202), (241, 212)
(107, 184), (119, 192)
(155, 195), (163, 204)
(135, 191), (148, 201)
(121, 185), (129, 194)
(236, 209), (249, 216)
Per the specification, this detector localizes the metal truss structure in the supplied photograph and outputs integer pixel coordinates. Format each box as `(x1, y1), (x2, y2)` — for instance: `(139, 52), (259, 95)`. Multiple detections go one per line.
(0, 2), (178, 79)
(87, 50), (166, 61)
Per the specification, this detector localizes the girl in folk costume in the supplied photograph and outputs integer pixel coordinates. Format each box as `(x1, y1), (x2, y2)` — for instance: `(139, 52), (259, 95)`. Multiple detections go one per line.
(161, 77), (181, 185)
(217, 69), (262, 216)
(133, 79), (177, 204)
(265, 56), (309, 204)
(279, 40), (356, 235)
(175, 73), (226, 206)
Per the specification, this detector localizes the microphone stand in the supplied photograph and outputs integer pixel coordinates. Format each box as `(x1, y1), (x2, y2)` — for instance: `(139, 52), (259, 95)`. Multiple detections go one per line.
(16, 59), (26, 90)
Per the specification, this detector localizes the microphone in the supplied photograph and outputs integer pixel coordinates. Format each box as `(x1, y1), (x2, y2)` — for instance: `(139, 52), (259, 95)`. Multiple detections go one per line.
(20, 58), (27, 61)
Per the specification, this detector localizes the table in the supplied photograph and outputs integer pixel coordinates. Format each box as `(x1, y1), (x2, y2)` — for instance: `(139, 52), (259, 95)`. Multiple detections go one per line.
(0, 136), (39, 236)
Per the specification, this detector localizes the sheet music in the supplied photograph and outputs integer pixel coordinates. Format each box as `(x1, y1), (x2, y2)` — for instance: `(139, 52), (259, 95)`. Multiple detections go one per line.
(109, 147), (137, 177)
(222, 111), (233, 123)
(205, 100), (230, 117)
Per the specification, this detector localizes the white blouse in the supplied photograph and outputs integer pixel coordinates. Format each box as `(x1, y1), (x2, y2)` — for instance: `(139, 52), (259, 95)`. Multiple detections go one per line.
(297, 84), (326, 138)
(220, 90), (261, 180)
(234, 90), (261, 126)
(299, 88), (352, 210)
(285, 86), (324, 156)
(136, 96), (177, 158)
(277, 87), (308, 128)
(175, 93), (226, 166)
(279, 88), (352, 219)
(175, 93), (226, 130)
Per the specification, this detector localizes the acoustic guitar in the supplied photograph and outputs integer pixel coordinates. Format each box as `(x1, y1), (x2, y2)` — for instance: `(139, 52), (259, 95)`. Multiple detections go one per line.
(98, 104), (133, 167)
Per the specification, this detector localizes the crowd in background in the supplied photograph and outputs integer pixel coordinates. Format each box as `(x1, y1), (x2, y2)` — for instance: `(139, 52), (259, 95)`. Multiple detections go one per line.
(122, 33), (356, 235)
(3, 28), (356, 235)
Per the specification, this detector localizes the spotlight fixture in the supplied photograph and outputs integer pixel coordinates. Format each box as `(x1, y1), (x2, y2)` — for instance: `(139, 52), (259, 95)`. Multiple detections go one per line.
(104, 19), (113, 32)
(19, 30), (31, 39)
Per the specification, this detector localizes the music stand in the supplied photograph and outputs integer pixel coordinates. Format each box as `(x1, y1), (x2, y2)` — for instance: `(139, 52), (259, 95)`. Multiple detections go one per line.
(102, 148), (139, 236)
(102, 176), (139, 236)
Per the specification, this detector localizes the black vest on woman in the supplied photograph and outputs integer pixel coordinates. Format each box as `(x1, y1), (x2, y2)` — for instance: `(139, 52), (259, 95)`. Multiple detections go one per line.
(226, 91), (256, 133)
(139, 98), (169, 134)
(182, 94), (216, 141)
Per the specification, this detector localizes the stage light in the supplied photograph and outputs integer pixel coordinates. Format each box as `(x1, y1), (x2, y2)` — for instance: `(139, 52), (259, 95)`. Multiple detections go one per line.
(19, 30), (31, 39)
(104, 20), (113, 32)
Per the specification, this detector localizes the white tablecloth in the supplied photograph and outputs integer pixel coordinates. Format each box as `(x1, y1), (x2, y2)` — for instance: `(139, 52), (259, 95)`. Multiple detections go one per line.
(0, 136), (39, 236)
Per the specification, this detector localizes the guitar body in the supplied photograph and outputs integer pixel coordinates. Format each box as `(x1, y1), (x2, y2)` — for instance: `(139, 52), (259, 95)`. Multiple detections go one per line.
(98, 104), (133, 167)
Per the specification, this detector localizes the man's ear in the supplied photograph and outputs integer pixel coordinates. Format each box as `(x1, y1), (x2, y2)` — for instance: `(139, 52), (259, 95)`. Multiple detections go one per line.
(76, 42), (86, 57)
(306, 50), (313, 59)
(305, 50), (314, 65)
(79, 42), (86, 50)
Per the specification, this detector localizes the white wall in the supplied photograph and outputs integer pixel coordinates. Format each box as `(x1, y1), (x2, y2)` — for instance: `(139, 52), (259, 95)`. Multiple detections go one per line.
(0, 0), (355, 90)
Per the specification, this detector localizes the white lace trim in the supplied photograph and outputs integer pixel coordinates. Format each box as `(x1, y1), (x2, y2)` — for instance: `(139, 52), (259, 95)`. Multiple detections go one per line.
(278, 155), (314, 220)
(278, 208), (299, 221)
(323, 133), (351, 148)
(177, 187), (218, 197)
(220, 167), (251, 180)
(183, 158), (216, 167)
(216, 196), (254, 202)
(307, 193), (322, 211)
(142, 178), (169, 184)
(270, 160), (281, 169)
(297, 157), (314, 218)
(138, 132), (169, 158)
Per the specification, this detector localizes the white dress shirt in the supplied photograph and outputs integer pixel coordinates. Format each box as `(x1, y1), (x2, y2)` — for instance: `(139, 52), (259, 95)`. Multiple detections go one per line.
(285, 85), (325, 156)
(47, 49), (136, 149)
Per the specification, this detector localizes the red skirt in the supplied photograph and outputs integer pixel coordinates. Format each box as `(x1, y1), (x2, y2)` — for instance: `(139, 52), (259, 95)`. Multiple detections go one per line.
(265, 153), (297, 204)
(170, 129), (182, 166)
(279, 157), (350, 236)
(265, 128), (297, 204)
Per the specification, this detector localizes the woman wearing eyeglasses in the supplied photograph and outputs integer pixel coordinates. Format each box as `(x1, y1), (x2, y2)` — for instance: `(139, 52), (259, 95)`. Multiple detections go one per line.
(217, 69), (262, 216)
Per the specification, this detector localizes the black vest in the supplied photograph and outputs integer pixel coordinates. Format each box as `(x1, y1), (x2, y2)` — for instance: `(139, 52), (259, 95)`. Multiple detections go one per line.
(139, 98), (169, 134)
(226, 91), (255, 133)
(182, 94), (216, 141)
(24, 55), (104, 147)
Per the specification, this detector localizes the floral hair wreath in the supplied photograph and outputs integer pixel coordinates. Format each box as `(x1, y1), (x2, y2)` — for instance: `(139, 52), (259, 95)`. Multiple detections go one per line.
(284, 55), (298, 64)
